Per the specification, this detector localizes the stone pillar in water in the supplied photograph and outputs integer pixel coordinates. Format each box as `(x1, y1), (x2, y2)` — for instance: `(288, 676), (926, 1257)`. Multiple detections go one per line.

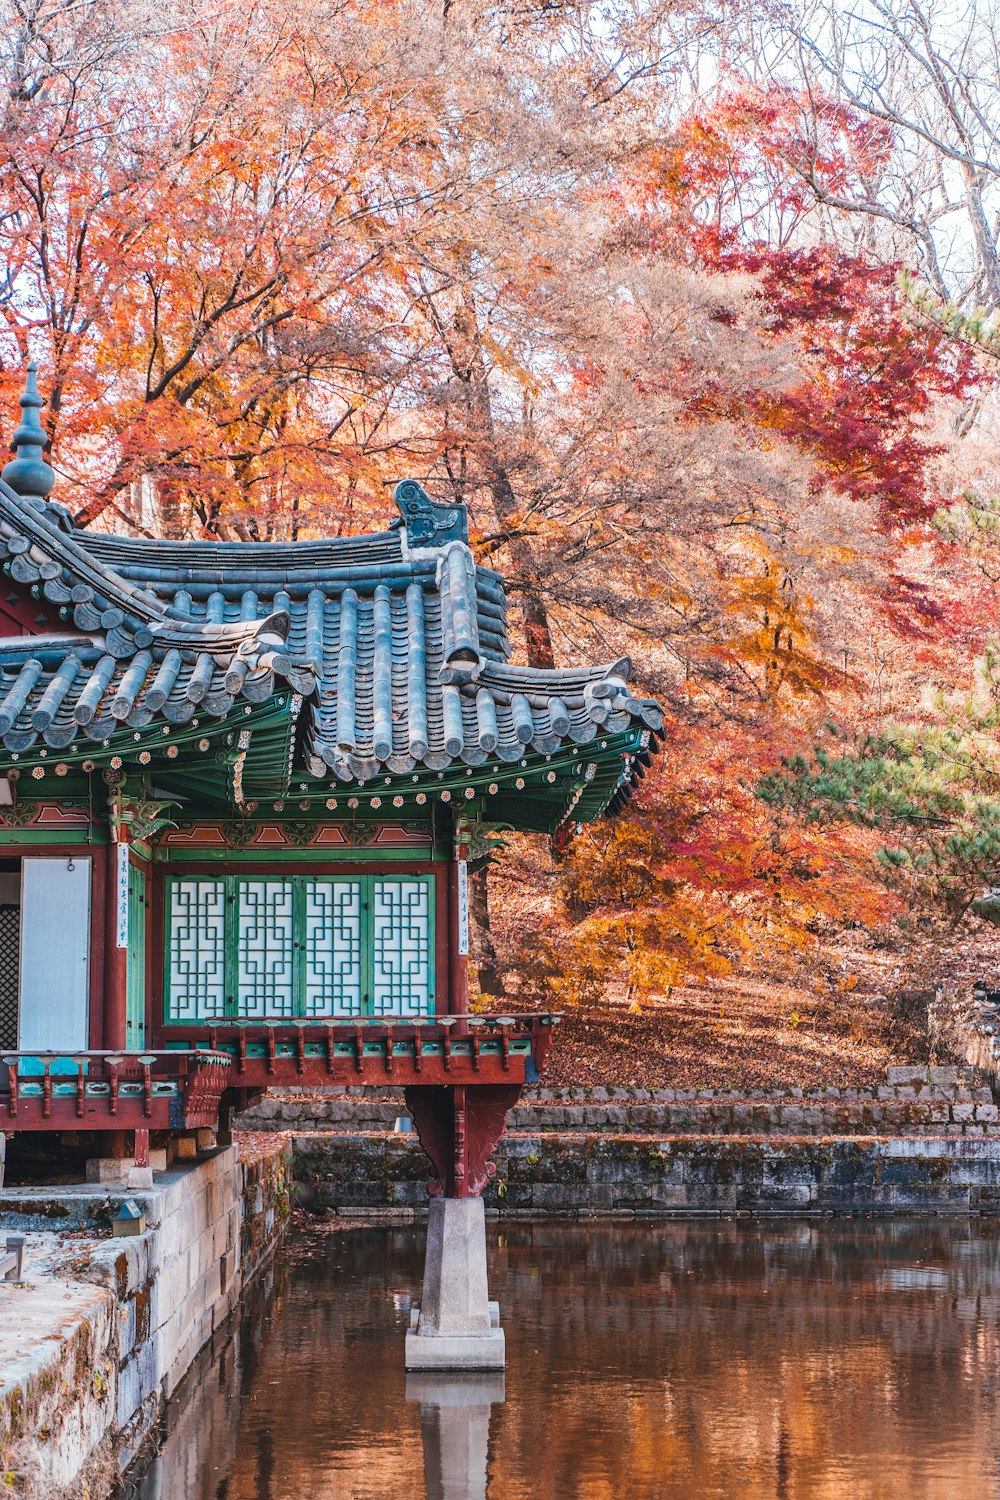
(406, 1374), (505, 1500)
(405, 1197), (505, 1370)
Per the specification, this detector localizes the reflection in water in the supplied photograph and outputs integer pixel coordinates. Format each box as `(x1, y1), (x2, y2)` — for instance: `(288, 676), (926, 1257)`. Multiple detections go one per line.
(406, 1376), (504, 1500)
(120, 1218), (1000, 1500)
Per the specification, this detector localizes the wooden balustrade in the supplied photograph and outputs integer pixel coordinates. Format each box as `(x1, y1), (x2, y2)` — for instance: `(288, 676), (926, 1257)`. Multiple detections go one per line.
(0, 1015), (559, 1132)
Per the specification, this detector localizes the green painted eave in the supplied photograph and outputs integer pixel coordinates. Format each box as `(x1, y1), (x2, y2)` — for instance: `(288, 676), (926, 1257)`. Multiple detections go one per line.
(0, 694), (299, 810)
(0, 694), (647, 833)
(275, 727), (649, 835)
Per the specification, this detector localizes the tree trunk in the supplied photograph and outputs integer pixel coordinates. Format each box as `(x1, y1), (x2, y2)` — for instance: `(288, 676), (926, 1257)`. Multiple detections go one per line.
(442, 285), (557, 670)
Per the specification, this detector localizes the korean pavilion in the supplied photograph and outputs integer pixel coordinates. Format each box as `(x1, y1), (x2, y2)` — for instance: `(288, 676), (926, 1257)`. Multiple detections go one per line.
(0, 366), (661, 1366)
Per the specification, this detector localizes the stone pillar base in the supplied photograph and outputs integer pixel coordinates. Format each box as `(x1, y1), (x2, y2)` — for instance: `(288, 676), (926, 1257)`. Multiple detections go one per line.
(405, 1328), (505, 1371)
(87, 1148), (167, 1186)
(405, 1197), (505, 1371)
(86, 1157), (132, 1185)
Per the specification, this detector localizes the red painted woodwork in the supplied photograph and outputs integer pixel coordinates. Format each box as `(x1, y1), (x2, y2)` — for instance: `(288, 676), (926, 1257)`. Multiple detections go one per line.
(0, 1050), (230, 1131)
(0, 1022), (552, 1145)
(1, 820), (558, 1198)
(89, 844), (108, 1052)
(404, 1083), (522, 1197)
(27, 805), (89, 828)
(159, 822), (433, 850)
(156, 1016), (556, 1092)
(0, 587), (57, 637)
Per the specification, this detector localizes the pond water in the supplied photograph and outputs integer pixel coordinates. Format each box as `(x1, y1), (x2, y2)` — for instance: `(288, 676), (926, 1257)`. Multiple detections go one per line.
(121, 1217), (1000, 1500)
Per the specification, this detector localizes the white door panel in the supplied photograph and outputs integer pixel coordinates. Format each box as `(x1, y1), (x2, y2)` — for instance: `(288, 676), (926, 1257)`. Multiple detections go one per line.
(19, 857), (91, 1052)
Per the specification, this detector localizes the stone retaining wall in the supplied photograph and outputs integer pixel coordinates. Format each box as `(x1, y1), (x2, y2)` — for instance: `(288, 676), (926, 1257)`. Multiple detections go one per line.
(291, 1131), (1000, 1217)
(0, 1141), (291, 1498)
(238, 1065), (998, 1137)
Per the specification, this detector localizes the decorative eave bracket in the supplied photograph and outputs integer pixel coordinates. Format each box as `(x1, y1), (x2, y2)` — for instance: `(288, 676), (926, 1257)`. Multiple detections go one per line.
(454, 812), (510, 865)
(106, 777), (177, 844)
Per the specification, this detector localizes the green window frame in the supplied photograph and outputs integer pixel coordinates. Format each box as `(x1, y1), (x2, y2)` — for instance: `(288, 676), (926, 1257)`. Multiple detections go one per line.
(126, 861), (147, 1049)
(164, 874), (435, 1022)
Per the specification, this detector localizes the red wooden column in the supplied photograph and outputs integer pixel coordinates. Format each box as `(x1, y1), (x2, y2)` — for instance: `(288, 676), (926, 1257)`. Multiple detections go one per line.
(407, 824), (521, 1200)
(88, 846), (108, 1051)
(104, 831), (129, 1051)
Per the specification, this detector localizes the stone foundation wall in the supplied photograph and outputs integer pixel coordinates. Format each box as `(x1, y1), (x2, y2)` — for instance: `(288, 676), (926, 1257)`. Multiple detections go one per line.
(0, 1141), (291, 1498)
(291, 1131), (1000, 1217)
(238, 1065), (997, 1137)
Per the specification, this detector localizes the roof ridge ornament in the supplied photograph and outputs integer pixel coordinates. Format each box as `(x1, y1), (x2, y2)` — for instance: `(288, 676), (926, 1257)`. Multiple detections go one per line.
(3, 362), (55, 503)
(391, 479), (467, 547)
(1, 363), (74, 532)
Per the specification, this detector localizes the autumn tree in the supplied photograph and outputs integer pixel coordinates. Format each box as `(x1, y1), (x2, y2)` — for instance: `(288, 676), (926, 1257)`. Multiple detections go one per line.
(731, 0), (1000, 315)
(0, 0), (495, 534)
(0, 0), (993, 1002)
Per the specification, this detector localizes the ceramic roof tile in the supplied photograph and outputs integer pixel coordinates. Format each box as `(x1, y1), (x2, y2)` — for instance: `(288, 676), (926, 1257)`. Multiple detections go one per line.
(0, 472), (661, 779)
(0, 376), (661, 798)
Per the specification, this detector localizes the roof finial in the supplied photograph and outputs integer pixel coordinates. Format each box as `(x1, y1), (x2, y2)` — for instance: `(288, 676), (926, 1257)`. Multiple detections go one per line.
(2, 362), (55, 504)
(391, 479), (467, 547)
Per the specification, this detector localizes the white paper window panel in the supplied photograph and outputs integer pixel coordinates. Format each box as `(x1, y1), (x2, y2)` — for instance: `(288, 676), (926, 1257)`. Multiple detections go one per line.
(372, 879), (431, 1014)
(167, 878), (227, 1020)
(19, 856), (91, 1052)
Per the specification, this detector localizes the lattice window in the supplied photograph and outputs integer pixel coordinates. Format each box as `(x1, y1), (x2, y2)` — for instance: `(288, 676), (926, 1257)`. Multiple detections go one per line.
(166, 878), (227, 1020)
(164, 872), (435, 1021)
(373, 878), (432, 1016)
(237, 879), (295, 1018)
(304, 880), (363, 1016)
(0, 905), (19, 1048)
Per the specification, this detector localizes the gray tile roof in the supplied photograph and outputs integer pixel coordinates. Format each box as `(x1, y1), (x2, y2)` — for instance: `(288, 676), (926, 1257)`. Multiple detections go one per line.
(0, 378), (662, 797)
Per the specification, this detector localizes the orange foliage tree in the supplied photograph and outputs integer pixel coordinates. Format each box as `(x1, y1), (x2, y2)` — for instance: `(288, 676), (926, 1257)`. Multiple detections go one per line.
(0, 2), (990, 1003)
(0, 0), (477, 534)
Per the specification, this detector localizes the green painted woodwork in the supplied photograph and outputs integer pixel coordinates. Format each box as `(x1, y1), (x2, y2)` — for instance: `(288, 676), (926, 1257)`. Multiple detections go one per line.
(126, 861), (147, 1049)
(15, 1077), (185, 1099)
(0, 827), (103, 846)
(164, 873), (435, 1022)
(3, 694), (296, 807)
(0, 725), (647, 843)
(272, 726), (648, 831)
